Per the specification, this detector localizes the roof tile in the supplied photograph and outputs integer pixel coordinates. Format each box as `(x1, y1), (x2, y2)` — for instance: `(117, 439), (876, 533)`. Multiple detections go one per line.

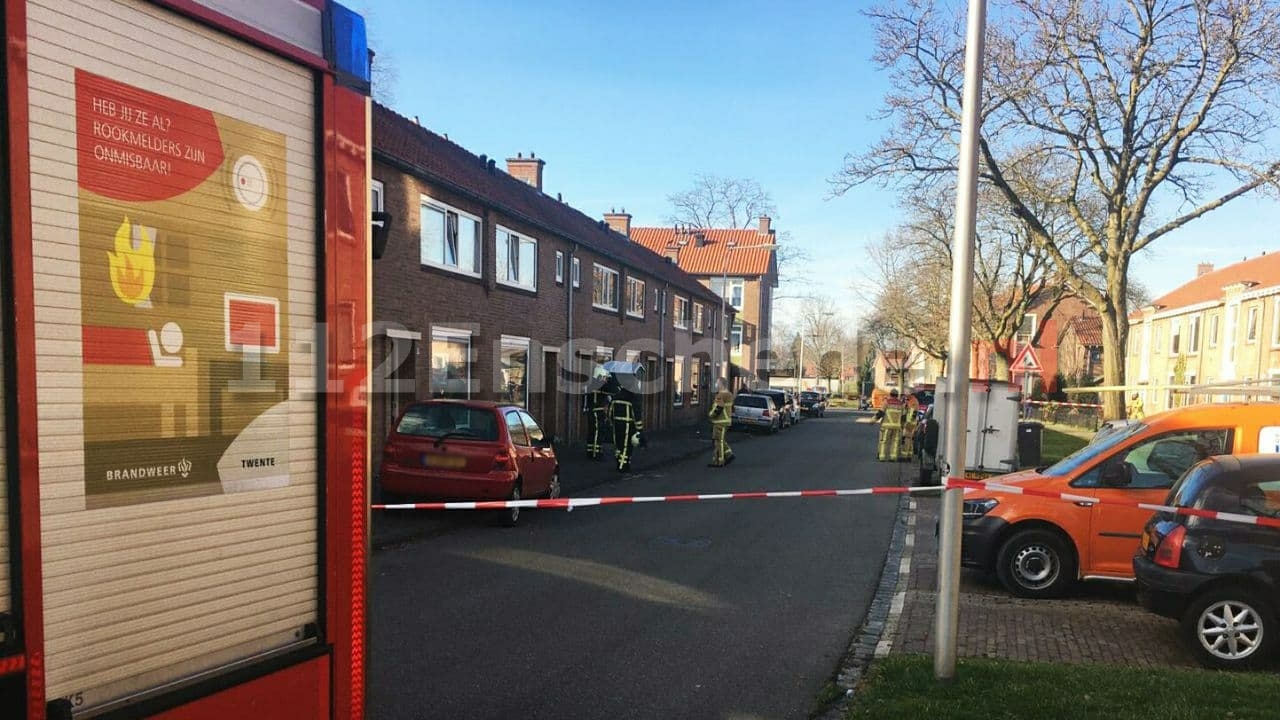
(630, 227), (776, 276)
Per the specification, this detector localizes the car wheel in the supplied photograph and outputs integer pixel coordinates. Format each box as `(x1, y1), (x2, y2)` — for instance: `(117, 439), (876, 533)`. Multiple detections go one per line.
(499, 483), (521, 527)
(1181, 587), (1274, 670)
(995, 528), (1076, 599)
(547, 471), (562, 500)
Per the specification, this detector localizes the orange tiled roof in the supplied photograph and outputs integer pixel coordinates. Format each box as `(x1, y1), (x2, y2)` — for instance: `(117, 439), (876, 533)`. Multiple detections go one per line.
(1130, 252), (1280, 319)
(630, 227), (776, 277)
(1068, 315), (1103, 346)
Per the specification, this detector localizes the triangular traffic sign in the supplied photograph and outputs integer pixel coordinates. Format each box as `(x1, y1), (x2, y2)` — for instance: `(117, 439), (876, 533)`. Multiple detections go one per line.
(1011, 344), (1043, 373)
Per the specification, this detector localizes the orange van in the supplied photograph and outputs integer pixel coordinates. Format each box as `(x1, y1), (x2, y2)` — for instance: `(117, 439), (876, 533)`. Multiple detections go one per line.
(961, 402), (1280, 598)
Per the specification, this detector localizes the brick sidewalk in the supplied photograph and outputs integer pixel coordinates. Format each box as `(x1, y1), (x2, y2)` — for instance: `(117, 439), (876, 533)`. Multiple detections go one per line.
(885, 495), (1197, 668)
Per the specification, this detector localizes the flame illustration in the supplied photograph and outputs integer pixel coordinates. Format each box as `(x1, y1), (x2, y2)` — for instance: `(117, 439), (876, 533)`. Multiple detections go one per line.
(107, 217), (155, 305)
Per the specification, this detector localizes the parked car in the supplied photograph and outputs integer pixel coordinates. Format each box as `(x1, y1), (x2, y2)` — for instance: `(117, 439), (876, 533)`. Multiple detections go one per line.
(799, 391), (827, 417)
(731, 393), (781, 433)
(379, 400), (560, 526)
(960, 402), (1277, 598)
(1134, 454), (1280, 669)
(760, 389), (797, 428)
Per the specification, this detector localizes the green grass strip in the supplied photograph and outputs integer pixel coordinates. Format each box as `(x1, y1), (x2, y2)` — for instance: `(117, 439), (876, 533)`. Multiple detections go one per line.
(846, 655), (1279, 720)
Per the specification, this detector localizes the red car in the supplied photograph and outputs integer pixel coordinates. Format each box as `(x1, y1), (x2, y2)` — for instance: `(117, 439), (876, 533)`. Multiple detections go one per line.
(380, 400), (560, 526)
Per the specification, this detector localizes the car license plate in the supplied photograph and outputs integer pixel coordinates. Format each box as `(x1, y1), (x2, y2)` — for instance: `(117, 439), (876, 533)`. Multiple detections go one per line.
(964, 470), (994, 480)
(422, 453), (465, 470)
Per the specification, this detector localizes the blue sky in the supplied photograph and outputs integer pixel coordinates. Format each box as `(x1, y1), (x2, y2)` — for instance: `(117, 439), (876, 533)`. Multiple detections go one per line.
(366, 0), (1280, 328)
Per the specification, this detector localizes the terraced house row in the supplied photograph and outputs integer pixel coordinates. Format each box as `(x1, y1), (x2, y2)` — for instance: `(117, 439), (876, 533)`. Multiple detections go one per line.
(1127, 252), (1280, 409)
(369, 104), (738, 466)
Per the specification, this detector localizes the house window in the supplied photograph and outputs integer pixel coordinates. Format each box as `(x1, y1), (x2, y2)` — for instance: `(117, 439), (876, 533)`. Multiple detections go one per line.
(730, 322), (743, 356)
(694, 363), (708, 406)
(370, 179), (384, 213)
(499, 336), (530, 407)
(430, 328), (472, 399)
(673, 296), (690, 329)
(626, 277), (646, 318)
(710, 277), (746, 309)
(1226, 303), (1239, 362)
(692, 304), (705, 334)
(673, 356), (685, 406)
(1169, 319), (1180, 355)
(1247, 305), (1260, 343)
(496, 226), (537, 290)
(1273, 298), (1280, 347)
(572, 257), (581, 288)
(1016, 313), (1037, 347)
(653, 288), (660, 313)
(1208, 313), (1220, 348)
(592, 264), (619, 310)
(555, 251), (565, 285)
(420, 198), (481, 276)
(1189, 315), (1201, 354)
(1152, 323), (1161, 352)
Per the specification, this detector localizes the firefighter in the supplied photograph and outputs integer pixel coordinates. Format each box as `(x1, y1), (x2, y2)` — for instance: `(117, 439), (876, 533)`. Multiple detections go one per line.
(608, 365), (645, 472)
(708, 378), (735, 467)
(901, 397), (920, 460)
(1127, 392), (1145, 420)
(582, 366), (613, 460)
(875, 388), (906, 462)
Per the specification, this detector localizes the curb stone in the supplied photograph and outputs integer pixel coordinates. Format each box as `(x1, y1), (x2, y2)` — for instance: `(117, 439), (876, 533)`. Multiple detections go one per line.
(812, 468), (914, 720)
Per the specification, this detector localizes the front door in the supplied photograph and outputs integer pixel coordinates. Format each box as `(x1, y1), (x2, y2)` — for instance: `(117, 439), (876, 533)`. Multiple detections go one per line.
(1081, 427), (1232, 575)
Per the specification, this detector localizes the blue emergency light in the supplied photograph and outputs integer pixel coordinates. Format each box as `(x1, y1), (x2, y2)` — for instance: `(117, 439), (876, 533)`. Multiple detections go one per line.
(325, 2), (371, 92)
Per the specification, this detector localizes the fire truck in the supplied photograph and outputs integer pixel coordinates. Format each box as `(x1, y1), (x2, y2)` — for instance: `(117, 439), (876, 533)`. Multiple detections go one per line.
(1, 1), (373, 717)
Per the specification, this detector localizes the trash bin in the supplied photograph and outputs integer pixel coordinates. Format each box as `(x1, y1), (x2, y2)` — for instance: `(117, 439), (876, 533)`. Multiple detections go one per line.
(1018, 421), (1043, 468)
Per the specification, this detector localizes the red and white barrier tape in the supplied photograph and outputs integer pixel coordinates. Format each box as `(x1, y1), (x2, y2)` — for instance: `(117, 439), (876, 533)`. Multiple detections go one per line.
(372, 479), (1280, 530)
(946, 478), (1280, 529)
(1025, 400), (1102, 409)
(374, 485), (944, 512)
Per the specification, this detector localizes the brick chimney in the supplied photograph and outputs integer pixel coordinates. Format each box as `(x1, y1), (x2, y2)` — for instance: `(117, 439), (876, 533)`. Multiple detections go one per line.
(758, 215), (772, 236)
(1197, 262), (1214, 277)
(506, 152), (545, 191)
(603, 207), (632, 237)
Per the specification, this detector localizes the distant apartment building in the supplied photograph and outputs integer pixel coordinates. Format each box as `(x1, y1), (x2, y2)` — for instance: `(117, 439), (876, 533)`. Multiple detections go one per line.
(624, 221), (779, 386)
(1126, 253), (1280, 410)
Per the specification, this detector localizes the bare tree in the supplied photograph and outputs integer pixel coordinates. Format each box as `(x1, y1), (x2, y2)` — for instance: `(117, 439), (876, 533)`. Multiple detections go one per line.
(833, 0), (1280, 417)
(667, 173), (811, 285)
(862, 310), (929, 390)
(667, 173), (778, 229)
(361, 5), (399, 105)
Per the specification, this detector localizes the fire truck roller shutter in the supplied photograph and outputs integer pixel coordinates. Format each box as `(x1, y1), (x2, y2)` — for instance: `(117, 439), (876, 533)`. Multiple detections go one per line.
(27, 0), (319, 708)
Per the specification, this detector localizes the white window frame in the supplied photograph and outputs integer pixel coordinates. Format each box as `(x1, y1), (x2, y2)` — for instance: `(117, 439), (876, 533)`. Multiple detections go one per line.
(1208, 313), (1220, 349)
(1188, 315), (1201, 354)
(1246, 305), (1260, 344)
(499, 335), (532, 407)
(1169, 319), (1181, 355)
(626, 276), (646, 318)
(1016, 313), (1037, 347)
(692, 303), (705, 334)
(572, 257), (581, 288)
(430, 326), (473, 399)
(1273, 297), (1280, 347)
(420, 195), (482, 277)
(555, 250), (565, 285)
(592, 263), (620, 310)
(673, 296), (690, 329)
(370, 178), (384, 213)
(673, 356), (685, 406)
(730, 322), (743, 356)
(495, 225), (538, 291)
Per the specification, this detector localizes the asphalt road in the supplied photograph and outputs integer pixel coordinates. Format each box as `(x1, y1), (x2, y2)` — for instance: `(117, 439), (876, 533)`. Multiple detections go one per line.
(368, 410), (905, 720)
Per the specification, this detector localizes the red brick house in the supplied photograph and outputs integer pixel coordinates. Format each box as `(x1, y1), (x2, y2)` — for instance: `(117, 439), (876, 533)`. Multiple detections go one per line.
(369, 105), (729, 468)
(625, 224), (779, 385)
(970, 295), (1102, 394)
